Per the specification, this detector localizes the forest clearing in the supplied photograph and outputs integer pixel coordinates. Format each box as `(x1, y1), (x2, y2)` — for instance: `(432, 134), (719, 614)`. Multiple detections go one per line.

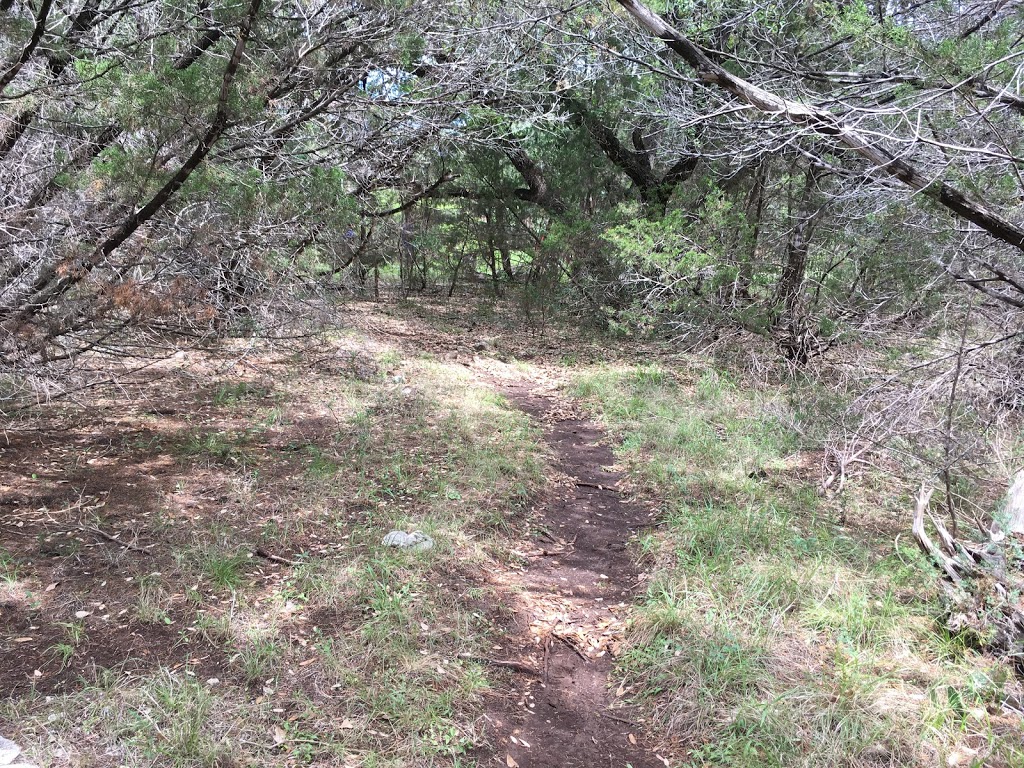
(3, 0), (1024, 764)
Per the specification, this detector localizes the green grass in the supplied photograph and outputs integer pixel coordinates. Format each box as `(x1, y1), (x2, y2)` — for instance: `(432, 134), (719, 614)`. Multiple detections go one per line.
(572, 362), (1024, 767)
(182, 544), (251, 590)
(49, 641), (76, 670)
(235, 628), (283, 684)
(136, 573), (173, 624)
(213, 381), (270, 406)
(0, 548), (20, 583)
(177, 429), (253, 468)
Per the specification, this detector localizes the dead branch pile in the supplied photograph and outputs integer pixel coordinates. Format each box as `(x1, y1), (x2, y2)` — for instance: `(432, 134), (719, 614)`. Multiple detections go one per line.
(913, 486), (1024, 669)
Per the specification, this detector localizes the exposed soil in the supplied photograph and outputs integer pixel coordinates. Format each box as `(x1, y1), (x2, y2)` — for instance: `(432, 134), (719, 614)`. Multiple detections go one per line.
(0, 359), (374, 698)
(475, 372), (666, 768)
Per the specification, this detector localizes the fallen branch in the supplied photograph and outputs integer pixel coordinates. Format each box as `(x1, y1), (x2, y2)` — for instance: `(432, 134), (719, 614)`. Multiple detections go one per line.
(911, 484), (1024, 662)
(576, 481), (618, 492)
(78, 524), (152, 555)
(616, 0), (1024, 309)
(526, 546), (574, 558)
(597, 711), (638, 727)
(254, 547), (298, 566)
(911, 486), (964, 582)
(553, 632), (591, 663)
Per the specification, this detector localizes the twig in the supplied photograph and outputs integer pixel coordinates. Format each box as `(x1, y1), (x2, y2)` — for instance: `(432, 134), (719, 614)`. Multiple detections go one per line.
(543, 638), (551, 684)
(553, 632), (590, 663)
(911, 486), (964, 582)
(527, 546), (574, 557)
(597, 711), (637, 726)
(78, 524), (152, 555)
(254, 547), (298, 566)
(458, 654), (540, 677)
(575, 481), (618, 492)
(534, 524), (557, 542)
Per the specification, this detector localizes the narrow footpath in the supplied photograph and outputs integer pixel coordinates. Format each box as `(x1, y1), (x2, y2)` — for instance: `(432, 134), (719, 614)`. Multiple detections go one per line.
(478, 375), (666, 768)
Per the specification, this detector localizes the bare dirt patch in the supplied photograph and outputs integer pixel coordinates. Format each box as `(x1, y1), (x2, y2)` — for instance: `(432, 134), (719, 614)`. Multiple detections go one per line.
(474, 372), (668, 768)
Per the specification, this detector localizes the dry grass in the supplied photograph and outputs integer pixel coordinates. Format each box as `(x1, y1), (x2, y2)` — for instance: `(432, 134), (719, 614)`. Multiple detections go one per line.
(0, 329), (544, 767)
(571, 361), (1024, 767)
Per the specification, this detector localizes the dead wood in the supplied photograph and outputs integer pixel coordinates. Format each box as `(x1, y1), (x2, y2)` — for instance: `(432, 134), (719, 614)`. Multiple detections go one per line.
(254, 547), (298, 566)
(78, 524), (152, 555)
(912, 484), (1024, 662)
(576, 482), (618, 492)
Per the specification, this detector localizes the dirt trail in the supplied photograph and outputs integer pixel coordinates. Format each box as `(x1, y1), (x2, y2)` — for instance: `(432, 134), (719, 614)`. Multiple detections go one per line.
(477, 374), (665, 768)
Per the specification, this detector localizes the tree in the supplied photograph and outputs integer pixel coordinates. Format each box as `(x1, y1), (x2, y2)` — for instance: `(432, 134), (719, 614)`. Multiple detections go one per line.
(613, 0), (1024, 311)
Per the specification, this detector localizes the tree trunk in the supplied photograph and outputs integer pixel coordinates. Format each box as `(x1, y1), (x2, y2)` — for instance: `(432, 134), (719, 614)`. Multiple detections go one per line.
(1006, 471), (1024, 535)
(776, 165), (821, 317)
(775, 165), (822, 365)
(1, 0), (262, 330)
(737, 160), (767, 300)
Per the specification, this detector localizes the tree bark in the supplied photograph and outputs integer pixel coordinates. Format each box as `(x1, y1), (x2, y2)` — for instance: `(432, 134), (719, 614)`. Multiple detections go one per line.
(776, 165), (821, 317)
(1006, 470), (1024, 535)
(502, 142), (567, 215)
(0, 0), (54, 92)
(775, 165), (822, 364)
(0, 0), (103, 162)
(562, 97), (698, 219)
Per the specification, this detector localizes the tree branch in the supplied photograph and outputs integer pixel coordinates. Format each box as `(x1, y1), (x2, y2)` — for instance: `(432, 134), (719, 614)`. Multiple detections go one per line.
(615, 0), (1024, 308)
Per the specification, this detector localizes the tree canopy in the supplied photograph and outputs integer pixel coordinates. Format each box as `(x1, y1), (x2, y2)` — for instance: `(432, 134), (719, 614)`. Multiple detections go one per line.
(0, 0), (1021, 389)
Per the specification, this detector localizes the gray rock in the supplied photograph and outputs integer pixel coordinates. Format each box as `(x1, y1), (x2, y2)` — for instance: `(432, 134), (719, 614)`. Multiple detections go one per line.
(0, 737), (21, 766)
(382, 530), (434, 551)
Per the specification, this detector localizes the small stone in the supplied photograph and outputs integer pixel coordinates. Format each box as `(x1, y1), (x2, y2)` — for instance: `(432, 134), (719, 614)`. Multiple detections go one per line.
(381, 531), (434, 551)
(0, 737), (21, 765)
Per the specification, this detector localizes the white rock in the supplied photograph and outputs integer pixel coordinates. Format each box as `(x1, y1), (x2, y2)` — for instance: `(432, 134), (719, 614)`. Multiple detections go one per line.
(381, 530), (434, 551)
(0, 737), (21, 765)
